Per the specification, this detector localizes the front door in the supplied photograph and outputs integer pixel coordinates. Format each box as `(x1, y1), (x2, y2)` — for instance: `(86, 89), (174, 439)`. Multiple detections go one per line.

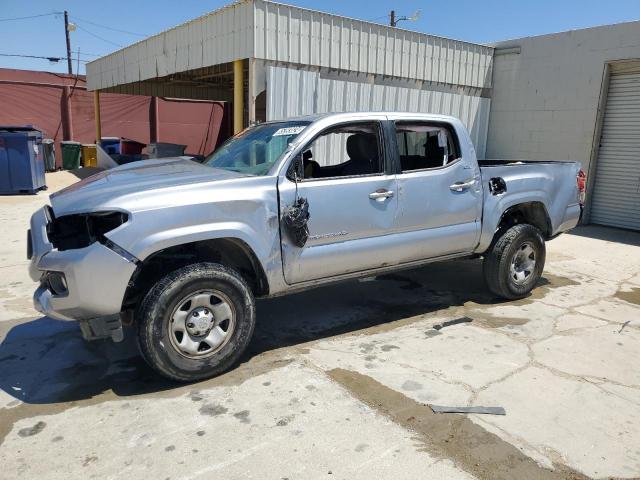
(278, 120), (398, 284)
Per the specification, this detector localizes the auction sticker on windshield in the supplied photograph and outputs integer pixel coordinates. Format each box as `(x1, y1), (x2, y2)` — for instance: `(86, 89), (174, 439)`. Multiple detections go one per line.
(273, 126), (306, 136)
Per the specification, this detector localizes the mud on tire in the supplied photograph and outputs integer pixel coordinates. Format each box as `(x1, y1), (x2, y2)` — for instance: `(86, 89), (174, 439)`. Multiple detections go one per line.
(483, 224), (546, 300)
(136, 262), (255, 382)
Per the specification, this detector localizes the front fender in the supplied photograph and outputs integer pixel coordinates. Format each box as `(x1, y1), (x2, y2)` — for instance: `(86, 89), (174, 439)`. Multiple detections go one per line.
(105, 196), (283, 294)
(126, 221), (267, 263)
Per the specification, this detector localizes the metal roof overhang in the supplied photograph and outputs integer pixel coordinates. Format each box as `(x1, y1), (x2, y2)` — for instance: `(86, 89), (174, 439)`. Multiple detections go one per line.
(86, 0), (493, 101)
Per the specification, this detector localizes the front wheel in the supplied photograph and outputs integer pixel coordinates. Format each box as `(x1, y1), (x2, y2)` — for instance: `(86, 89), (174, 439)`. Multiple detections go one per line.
(137, 263), (256, 382)
(483, 224), (546, 299)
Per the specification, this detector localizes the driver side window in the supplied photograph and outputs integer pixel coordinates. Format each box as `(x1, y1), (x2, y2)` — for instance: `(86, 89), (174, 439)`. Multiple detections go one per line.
(300, 122), (384, 180)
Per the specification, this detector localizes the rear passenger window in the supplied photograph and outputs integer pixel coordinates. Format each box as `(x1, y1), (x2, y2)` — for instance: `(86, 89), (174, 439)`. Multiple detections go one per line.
(395, 122), (460, 172)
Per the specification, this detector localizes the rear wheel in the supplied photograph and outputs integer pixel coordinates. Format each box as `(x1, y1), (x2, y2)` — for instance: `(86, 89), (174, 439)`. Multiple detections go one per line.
(483, 224), (546, 299)
(137, 263), (255, 382)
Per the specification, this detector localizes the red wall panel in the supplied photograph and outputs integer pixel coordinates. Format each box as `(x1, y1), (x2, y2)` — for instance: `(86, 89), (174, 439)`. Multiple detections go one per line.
(0, 68), (229, 167)
(157, 98), (227, 155)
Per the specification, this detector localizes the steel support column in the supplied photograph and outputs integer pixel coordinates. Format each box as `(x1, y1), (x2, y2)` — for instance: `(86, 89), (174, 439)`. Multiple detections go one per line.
(233, 59), (244, 134)
(93, 90), (102, 143)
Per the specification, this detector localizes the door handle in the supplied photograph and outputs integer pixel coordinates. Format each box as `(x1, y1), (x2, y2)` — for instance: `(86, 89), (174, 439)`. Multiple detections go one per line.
(449, 179), (476, 192)
(369, 189), (394, 201)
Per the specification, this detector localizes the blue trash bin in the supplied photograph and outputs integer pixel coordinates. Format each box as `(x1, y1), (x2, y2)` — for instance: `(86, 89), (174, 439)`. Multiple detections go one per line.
(100, 137), (121, 155)
(0, 126), (46, 194)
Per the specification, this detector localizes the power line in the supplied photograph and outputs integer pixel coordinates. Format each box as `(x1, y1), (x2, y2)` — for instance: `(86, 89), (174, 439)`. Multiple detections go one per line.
(366, 14), (390, 23)
(76, 52), (104, 58)
(0, 53), (88, 63)
(74, 22), (123, 48)
(70, 15), (148, 37)
(0, 12), (62, 22)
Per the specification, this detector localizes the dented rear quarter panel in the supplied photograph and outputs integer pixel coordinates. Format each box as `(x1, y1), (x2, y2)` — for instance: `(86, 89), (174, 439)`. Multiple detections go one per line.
(476, 161), (582, 253)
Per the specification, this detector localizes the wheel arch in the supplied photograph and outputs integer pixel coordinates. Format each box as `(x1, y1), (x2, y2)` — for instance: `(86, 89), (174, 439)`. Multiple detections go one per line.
(495, 201), (552, 240)
(122, 237), (269, 313)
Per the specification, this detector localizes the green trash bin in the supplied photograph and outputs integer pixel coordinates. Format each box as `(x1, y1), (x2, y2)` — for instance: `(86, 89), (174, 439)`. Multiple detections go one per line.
(61, 141), (81, 170)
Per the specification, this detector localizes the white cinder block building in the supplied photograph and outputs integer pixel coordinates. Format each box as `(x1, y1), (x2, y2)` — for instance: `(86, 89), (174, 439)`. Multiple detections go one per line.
(487, 21), (640, 230)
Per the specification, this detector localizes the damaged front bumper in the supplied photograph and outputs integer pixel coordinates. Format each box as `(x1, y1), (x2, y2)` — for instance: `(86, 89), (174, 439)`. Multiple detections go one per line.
(29, 206), (137, 342)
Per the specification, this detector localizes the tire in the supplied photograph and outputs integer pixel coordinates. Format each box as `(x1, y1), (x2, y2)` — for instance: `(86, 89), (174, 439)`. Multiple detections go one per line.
(137, 262), (255, 382)
(483, 224), (546, 300)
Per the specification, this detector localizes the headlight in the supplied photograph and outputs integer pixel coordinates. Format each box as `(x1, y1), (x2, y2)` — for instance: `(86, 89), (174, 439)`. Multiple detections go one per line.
(47, 211), (128, 251)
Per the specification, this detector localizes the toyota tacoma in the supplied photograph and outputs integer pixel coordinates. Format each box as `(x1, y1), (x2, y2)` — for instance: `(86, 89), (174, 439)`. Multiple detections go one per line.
(28, 113), (585, 381)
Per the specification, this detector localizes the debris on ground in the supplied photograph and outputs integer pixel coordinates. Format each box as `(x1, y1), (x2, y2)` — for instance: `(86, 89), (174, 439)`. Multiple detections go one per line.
(432, 317), (473, 330)
(430, 405), (506, 415)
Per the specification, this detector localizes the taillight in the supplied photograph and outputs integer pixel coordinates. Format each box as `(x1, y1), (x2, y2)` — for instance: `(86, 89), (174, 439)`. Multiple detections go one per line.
(577, 170), (586, 206)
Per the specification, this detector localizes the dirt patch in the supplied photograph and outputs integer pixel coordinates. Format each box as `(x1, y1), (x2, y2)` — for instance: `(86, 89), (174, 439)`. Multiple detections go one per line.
(17, 420), (46, 437)
(615, 288), (640, 306)
(522, 273), (580, 302)
(199, 403), (228, 416)
(473, 315), (530, 329)
(328, 368), (589, 480)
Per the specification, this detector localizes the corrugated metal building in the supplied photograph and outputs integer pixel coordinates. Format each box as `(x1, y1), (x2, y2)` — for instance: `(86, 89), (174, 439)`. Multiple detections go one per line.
(87, 0), (493, 157)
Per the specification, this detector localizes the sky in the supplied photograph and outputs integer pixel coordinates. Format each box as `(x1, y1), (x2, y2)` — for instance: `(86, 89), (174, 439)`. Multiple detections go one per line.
(1, 0), (639, 75)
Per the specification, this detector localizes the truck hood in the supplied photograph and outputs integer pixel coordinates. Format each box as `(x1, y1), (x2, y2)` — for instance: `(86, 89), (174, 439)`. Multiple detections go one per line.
(50, 158), (248, 216)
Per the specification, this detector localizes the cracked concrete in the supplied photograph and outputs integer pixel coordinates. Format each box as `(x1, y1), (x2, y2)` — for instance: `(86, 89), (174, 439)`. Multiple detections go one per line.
(1, 172), (639, 479)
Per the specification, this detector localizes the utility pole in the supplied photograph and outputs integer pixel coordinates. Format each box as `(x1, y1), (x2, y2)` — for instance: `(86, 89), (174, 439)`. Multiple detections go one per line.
(64, 10), (72, 74)
(389, 9), (421, 28)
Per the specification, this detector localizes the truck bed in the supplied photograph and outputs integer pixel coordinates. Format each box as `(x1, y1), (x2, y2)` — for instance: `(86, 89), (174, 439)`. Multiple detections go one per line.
(475, 159), (582, 253)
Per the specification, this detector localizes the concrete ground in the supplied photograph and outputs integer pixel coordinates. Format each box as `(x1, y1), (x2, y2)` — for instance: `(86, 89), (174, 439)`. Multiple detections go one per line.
(1, 172), (639, 480)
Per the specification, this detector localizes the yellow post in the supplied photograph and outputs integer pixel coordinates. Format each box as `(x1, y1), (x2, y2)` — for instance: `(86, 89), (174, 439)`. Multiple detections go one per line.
(93, 90), (102, 143)
(233, 59), (244, 134)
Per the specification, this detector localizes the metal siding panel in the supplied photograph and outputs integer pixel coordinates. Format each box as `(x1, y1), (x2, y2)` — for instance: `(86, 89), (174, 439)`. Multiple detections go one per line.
(188, 20), (202, 71)
(254, 1), (264, 58)
(591, 66), (640, 230)
(373, 27), (384, 75)
(310, 13), (320, 65)
(176, 21), (190, 72)
(424, 37), (433, 81)
(267, 2), (278, 60)
(299, 10), (310, 65)
(391, 32), (400, 77)
(87, 1), (492, 92)
(291, 7), (301, 63)
(350, 21), (360, 72)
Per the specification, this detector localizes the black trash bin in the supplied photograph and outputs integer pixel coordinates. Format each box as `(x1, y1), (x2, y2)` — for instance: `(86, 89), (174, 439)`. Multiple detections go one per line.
(0, 126), (46, 194)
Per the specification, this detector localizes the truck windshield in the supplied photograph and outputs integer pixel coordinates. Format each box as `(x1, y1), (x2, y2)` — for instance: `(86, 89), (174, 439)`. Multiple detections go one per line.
(204, 121), (310, 175)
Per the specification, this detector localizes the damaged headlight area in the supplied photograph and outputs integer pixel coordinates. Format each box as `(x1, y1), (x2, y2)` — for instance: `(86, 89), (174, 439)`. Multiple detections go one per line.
(43, 271), (68, 296)
(47, 211), (128, 251)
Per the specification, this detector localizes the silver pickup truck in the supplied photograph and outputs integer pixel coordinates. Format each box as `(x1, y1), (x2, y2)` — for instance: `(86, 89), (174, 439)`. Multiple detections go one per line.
(28, 113), (584, 381)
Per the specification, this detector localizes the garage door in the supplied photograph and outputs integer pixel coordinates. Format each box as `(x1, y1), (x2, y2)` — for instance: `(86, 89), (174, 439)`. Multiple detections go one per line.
(590, 62), (640, 231)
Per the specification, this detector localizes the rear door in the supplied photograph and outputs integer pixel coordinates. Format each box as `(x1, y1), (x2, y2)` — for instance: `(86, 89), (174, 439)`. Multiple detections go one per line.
(278, 118), (398, 284)
(390, 120), (482, 263)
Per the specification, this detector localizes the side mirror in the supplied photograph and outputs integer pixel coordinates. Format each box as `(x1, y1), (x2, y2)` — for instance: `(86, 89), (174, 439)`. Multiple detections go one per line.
(289, 152), (305, 180)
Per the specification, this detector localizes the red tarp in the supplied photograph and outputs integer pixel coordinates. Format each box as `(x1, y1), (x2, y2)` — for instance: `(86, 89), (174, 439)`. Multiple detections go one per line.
(0, 68), (230, 168)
